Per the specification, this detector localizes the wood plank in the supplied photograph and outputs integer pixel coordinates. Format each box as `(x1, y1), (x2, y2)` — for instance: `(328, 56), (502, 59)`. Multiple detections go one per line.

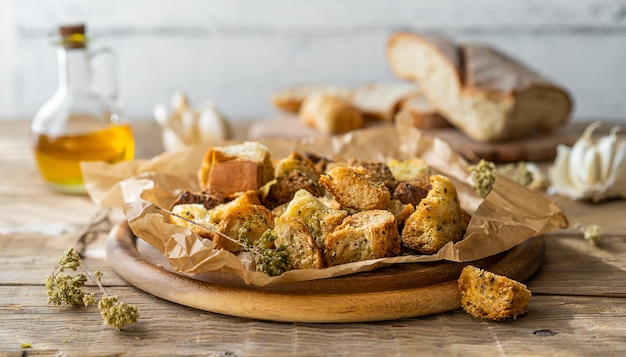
(1, 287), (624, 356)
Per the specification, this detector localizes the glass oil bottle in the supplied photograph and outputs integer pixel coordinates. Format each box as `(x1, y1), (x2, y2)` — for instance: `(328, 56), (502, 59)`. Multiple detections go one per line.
(31, 24), (134, 193)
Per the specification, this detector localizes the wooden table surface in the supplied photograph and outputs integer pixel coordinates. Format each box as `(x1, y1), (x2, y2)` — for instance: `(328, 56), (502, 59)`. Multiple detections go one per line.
(1, 120), (625, 356)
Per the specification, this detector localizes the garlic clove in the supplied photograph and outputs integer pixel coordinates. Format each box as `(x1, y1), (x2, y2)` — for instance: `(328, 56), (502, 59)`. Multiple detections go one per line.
(548, 122), (626, 202)
(596, 127), (619, 181)
(180, 109), (199, 145)
(198, 104), (229, 143)
(153, 104), (170, 129)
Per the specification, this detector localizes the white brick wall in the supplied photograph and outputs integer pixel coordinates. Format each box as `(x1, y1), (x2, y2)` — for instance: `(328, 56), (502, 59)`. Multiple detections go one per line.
(2, 0), (626, 123)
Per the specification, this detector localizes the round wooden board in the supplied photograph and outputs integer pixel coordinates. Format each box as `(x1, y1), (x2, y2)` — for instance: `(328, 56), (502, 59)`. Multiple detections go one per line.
(107, 222), (545, 323)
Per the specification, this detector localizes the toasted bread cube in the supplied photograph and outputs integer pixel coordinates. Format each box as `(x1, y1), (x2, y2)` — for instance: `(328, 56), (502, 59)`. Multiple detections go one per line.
(386, 199), (415, 227)
(264, 170), (324, 210)
(324, 210), (400, 266)
(401, 175), (466, 254)
(208, 191), (261, 223)
(387, 158), (429, 182)
(458, 265), (532, 321)
(281, 189), (348, 249)
(213, 204), (274, 252)
(169, 204), (215, 238)
(274, 216), (324, 270)
(319, 166), (391, 211)
(198, 142), (274, 198)
(274, 151), (321, 181)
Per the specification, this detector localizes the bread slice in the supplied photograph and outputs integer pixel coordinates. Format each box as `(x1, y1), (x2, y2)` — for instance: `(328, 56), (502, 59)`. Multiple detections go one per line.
(274, 216), (324, 269)
(401, 175), (466, 254)
(280, 189), (348, 249)
(386, 32), (572, 142)
(324, 210), (400, 266)
(198, 142), (274, 198)
(271, 84), (351, 113)
(349, 82), (419, 122)
(299, 94), (364, 134)
(458, 265), (532, 320)
(398, 94), (450, 129)
(319, 166), (391, 211)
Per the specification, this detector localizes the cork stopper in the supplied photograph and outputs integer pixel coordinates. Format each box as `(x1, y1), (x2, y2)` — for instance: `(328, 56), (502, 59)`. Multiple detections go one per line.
(59, 24), (87, 49)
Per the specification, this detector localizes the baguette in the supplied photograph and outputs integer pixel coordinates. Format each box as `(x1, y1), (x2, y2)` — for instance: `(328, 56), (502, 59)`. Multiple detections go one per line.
(386, 32), (572, 142)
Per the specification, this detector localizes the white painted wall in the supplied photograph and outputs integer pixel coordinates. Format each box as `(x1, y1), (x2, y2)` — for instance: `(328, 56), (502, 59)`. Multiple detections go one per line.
(2, 0), (626, 123)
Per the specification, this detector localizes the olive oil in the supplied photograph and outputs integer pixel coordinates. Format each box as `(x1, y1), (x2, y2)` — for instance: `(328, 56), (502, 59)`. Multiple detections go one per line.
(32, 124), (134, 193)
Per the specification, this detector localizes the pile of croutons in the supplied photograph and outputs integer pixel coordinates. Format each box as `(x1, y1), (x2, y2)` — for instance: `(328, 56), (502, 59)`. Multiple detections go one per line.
(169, 141), (469, 271)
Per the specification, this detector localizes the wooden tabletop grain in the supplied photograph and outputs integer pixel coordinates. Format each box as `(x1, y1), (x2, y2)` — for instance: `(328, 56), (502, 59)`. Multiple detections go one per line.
(1, 120), (625, 357)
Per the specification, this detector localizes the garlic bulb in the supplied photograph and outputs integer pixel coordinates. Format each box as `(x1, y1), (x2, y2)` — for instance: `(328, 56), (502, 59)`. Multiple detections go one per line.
(153, 92), (230, 152)
(548, 122), (626, 202)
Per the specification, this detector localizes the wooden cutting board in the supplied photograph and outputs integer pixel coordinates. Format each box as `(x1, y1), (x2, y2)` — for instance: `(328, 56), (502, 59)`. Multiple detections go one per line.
(107, 222), (544, 323)
(248, 117), (580, 162)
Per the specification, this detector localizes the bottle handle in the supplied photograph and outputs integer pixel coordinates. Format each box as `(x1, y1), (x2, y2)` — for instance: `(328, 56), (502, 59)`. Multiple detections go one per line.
(89, 47), (120, 105)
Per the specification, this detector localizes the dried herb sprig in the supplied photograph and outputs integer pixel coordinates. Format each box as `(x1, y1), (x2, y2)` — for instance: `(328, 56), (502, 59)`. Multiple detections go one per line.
(156, 206), (291, 276)
(498, 161), (534, 187)
(45, 248), (139, 330)
(468, 159), (497, 198)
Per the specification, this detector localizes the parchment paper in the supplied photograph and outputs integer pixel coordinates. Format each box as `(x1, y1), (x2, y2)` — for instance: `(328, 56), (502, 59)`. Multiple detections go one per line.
(83, 119), (568, 286)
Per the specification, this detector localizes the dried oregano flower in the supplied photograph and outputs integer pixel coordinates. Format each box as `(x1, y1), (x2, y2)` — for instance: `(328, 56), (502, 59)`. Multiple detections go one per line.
(249, 229), (291, 277)
(46, 249), (139, 330)
(583, 224), (602, 246)
(98, 295), (140, 330)
(45, 273), (87, 306)
(498, 162), (534, 187)
(469, 159), (496, 198)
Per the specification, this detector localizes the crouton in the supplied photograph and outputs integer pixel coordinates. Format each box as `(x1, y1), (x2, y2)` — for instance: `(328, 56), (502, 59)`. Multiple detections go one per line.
(274, 216), (324, 269)
(319, 166), (391, 211)
(401, 175), (466, 254)
(458, 265), (532, 321)
(324, 210), (400, 266)
(281, 189), (348, 249)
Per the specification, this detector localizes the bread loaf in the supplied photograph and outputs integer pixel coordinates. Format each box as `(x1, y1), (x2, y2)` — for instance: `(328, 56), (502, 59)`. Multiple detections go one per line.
(386, 33), (572, 142)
